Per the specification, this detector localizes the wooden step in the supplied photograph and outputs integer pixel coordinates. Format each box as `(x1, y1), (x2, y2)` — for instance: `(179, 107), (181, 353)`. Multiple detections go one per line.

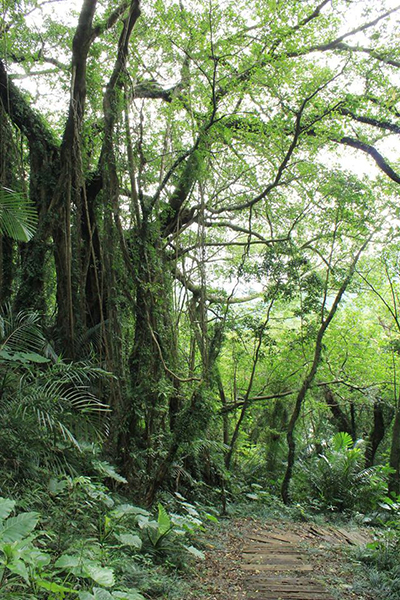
(242, 563), (314, 572)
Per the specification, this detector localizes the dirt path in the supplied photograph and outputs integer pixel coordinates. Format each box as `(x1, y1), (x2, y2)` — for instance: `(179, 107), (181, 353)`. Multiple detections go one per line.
(189, 518), (372, 600)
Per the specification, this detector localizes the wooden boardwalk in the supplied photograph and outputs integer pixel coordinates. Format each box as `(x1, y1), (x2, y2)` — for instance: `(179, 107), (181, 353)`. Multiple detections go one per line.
(240, 523), (369, 600)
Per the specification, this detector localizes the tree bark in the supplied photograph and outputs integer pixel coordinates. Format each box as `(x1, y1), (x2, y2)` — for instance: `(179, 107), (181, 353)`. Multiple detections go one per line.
(365, 399), (385, 468)
(389, 399), (400, 495)
(0, 60), (60, 313)
(323, 385), (352, 436)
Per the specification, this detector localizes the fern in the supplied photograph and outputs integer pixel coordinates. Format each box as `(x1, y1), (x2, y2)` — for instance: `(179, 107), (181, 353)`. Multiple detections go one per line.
(0, 306), (111, 481)
(304, 432), (381, 511)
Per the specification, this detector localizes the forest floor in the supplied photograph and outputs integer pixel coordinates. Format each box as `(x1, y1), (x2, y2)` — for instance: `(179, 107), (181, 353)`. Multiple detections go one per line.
(187, 516), (374, 600)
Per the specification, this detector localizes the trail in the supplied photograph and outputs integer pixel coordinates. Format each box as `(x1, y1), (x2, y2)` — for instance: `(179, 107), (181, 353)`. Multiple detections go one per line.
(241, 522), (368, 599)
(189, 519), (371, 600)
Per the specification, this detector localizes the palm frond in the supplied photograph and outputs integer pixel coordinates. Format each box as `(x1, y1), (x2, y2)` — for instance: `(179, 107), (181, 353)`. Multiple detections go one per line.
(332, 431), (354, 452)
(50, 360), (113, 386)
(17, 376), (110, 448)
(74, 321), (109, 354)
(0, 187), (37, 242)
(0, 305), (44, 353)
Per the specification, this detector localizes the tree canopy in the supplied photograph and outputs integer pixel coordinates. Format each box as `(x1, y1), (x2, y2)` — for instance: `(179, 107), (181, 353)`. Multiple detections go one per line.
(2, 0), (400, 508)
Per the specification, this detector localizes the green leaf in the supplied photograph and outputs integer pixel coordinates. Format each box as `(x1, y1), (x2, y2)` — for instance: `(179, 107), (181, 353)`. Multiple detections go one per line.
(0, 349), (49, 363)
(1, 543), (14, 560)
(84, 564), (115, 587)
(0, 512), (39, 543)
(55, 554), (82, 569)
(205, 513), (218, 523)
(113, 591), (145, 600)
(114, 533), (142, 550)
(0, 349), (13, 361)
(48, 477), (69, 495)
(7, 558), (30, 583)
(332, 432), (353, 452)
(16, 351), (50, 363)
(182, 502), (200, 517)
(157, 503), (171, 537)
(245, 493), (259, 500)
(111, 504), (150, 519)
(0, 498), (16, 520)
(24, 548), (51, 567)
(36, 579), (78, 594)
(136, 515), (154, 530)
(92, 589), (113, 600)
(0, 187), (37, 242)
(184, 545), (205, 559)
(378, 502), (393, 511)
(93, 461), (128, 484)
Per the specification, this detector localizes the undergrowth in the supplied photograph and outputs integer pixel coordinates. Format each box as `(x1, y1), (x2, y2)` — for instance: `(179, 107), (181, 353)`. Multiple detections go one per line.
(0, 472), (215, 599)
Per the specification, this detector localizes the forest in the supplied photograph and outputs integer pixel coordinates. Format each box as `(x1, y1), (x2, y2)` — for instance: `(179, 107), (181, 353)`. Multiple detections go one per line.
(1, 0), (400, 598)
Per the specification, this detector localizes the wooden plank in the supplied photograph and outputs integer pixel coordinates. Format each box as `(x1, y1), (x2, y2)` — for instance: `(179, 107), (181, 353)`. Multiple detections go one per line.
(336, 527), (370, 545)
(246, 592), (334, 600)
(242, 563), (313, 572)
(251, 576), (309, 581)
(238, 525), (337, 600)
(247, 582), (326, 589)
(244, 554), (303, 561)
(244, 560), (305, 568)
(249, 533), (300, 544)
(243, 545), (303, 553)
(244, 583), (331, 592)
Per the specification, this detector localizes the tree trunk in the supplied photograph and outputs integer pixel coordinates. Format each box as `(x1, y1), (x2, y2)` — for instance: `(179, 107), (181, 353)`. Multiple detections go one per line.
(323, 385), (352, 436)
(0, 59), (63, 319)
(365, 399), (385, 468)
(350, 401), (357, 440)
(0, 237), (13, 304)
(217, 369), (229, 446)
(389, 398), (400, 495)
(0, 103), (17, 305)
(265, 400), (288, 476)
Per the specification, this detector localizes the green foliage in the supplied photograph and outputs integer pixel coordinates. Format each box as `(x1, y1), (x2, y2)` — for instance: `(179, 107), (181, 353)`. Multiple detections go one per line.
(298, 433), (387, 512)
(0, 304), (45, 359)
(0, 306), (111, 483)
(351, 495), (400, 599)
(262, 243), (324, 313)
(0, 497), (72, 598)
(0, 187), (37, 242)
(0, 489), (207, 599)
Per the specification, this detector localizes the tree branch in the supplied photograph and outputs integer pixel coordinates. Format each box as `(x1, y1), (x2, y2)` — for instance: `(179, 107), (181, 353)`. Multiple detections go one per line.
(9, 52), (68, 71)
(174, 268), (262, 305)
(310, 5), (400, 52)
(0, 60), (57, 152)
(326, 42), (400, 68)
(214, 78), (340, 214)
(91, 1), (130, 38)
(337, 137), (400, 185)
(222, 379), (384, 413)
(339, 108), (400, 135)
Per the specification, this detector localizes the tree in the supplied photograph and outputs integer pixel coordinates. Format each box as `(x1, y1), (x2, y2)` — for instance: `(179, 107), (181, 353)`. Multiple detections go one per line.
(356, 249), (400, 494)
(1, 0), (400, 500)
